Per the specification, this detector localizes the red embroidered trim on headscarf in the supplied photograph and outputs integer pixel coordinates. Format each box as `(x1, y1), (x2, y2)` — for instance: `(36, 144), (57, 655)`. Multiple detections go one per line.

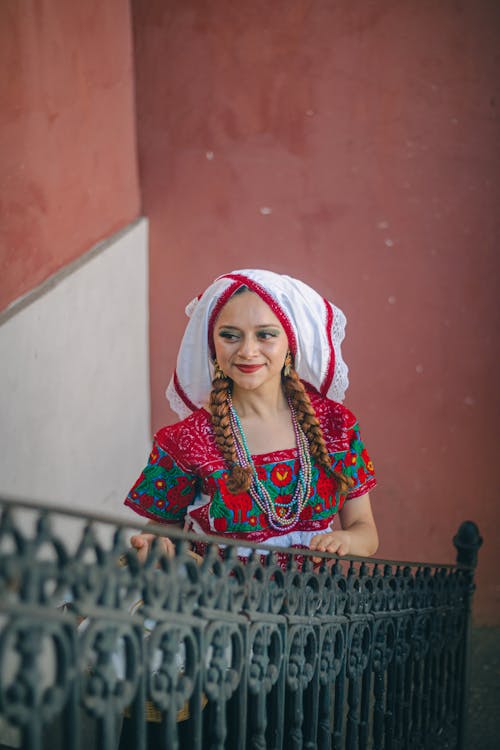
(173, 370), (198, 413)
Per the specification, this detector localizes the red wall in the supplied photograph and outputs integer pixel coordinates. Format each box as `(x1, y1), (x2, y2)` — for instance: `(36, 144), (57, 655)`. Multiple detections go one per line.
(132, 0), (500, 624)
(0, 0), (140, 311)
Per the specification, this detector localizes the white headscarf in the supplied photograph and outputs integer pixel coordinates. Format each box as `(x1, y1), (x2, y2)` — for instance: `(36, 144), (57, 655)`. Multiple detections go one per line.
(166, 269), (349, 419)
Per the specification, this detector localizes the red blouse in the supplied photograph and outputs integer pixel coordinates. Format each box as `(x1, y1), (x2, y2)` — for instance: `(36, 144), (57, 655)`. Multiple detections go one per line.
(125, 392), (376, 545)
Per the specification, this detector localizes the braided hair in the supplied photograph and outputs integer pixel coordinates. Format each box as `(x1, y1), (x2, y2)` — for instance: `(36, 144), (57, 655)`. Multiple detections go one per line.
(209, 373), (252, 493)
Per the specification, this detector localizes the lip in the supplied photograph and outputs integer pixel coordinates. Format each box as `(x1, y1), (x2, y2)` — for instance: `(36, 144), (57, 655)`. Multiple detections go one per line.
(235, 364), (264, 373)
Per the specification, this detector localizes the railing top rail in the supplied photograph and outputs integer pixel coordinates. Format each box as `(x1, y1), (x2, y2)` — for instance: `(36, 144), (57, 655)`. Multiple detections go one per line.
(0, 493), (476, 571)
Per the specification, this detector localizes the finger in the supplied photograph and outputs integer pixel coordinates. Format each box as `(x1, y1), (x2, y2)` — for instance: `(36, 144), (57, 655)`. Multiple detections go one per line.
(316, 541), (335, 554)
(328, 543), (342, 555)
(135, 544), (149, 564)
(142, 535), (175, 559)
(130, 535), (146, 549)
(187, 550), (204, 565)
(162, 538), (176, 558)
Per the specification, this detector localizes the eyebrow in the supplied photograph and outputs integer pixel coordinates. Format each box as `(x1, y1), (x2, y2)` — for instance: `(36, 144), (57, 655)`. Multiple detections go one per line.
(217, 324), (282, 331)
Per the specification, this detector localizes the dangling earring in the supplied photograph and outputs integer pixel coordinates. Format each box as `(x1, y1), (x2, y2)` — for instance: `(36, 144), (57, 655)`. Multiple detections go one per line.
(213, 359), (225, 380)
(283, 351), (293, 377)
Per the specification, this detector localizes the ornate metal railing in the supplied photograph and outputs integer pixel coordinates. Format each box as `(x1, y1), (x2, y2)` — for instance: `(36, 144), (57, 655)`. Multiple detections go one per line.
(0, 497), (482, 750)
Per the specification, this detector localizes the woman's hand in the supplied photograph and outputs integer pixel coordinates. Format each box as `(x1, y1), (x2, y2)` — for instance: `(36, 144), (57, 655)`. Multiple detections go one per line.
(309, 493), (379, 563)
(130, 532), (176, 563)
(310, 530), (353, 559)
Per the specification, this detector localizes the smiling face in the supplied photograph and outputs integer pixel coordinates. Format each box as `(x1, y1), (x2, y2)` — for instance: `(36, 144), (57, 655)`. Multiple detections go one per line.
(213, 290), (289, 396)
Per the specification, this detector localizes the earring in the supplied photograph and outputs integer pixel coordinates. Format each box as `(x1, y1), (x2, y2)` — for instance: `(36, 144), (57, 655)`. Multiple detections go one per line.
(213, 359), (225, 380)
(283, 351), (293, 377)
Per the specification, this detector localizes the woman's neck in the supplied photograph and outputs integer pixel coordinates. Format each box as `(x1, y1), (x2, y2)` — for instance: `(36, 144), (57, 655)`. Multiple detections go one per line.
(230, 381), (296, 454)
(231, 382), (288, 419)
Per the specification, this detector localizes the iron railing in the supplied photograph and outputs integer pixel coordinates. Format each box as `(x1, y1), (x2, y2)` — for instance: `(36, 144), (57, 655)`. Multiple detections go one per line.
(0, 497), (482, 750)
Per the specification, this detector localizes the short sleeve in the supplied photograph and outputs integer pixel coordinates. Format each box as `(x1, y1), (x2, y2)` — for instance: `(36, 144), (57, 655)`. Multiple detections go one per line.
(124, 439), (199, 523)
(332, 421), (377, 500)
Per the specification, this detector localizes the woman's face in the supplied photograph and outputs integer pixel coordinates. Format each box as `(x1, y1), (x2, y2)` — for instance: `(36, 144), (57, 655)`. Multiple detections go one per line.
(213, 291), (289, 394)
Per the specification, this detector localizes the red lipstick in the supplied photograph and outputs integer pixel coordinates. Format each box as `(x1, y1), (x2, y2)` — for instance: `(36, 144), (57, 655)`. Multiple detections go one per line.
(235, 364), (264, 373)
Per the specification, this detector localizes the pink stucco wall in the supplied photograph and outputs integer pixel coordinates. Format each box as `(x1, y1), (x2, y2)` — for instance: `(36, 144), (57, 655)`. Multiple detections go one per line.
(0, 0), (140, 311)
(133, 0), (500, 624)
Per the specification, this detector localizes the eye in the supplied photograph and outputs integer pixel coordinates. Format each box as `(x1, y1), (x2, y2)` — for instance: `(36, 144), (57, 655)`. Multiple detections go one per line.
(218, 331), (239, 341)
(257, 330), (279, 340)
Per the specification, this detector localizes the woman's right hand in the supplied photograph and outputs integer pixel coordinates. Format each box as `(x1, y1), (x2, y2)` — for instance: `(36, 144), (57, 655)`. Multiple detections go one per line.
(130, 532), (176, 563)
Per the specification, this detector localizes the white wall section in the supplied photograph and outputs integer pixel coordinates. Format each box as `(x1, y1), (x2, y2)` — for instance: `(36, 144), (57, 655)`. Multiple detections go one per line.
(0, 219), (150, 520)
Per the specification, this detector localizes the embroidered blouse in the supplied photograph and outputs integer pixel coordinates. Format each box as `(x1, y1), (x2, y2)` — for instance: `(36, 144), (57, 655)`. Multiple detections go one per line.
(124, 392), (376, 547)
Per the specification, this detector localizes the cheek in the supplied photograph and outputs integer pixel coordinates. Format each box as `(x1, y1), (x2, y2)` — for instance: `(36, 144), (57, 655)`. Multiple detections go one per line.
(213, 341), (223, 363)
(272, 342), (289, 361)
(214, 340), (233, 363)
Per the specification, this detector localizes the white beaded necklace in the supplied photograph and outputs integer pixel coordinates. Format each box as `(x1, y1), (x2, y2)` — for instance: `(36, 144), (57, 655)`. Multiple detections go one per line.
(227, 393), (313, 531)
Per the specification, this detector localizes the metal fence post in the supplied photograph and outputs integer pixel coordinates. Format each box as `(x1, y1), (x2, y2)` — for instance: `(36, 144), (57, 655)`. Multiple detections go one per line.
(453, 521), (483, 750)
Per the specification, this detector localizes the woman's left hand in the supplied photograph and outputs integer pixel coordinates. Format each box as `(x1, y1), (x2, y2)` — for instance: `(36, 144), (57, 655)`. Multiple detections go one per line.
(310, 530), (353, 560)
(309, 492), (379, 563)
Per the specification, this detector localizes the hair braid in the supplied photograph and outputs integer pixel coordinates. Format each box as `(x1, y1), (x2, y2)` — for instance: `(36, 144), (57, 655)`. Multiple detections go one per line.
(282, 369), (352, 494)
(209, 376), (252, 493)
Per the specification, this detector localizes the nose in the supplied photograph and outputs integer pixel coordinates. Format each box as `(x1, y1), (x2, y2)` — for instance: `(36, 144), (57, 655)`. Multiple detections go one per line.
(238, 335), (259, 359)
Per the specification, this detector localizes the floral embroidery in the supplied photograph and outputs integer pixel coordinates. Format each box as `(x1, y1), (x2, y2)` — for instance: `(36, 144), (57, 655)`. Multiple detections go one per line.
(140, 494), (154, 509)
(213, 516), (228, 532)
(345, 452), (358, 468)
(270, 463), (293, 488)
(219, 483), (253, 524)
(256, 466), (268, 482)
(302, 505), (313, 520)
(158, 454), (174, 471)
(125, 442), (198, 522)
(362, 449), (375, 474)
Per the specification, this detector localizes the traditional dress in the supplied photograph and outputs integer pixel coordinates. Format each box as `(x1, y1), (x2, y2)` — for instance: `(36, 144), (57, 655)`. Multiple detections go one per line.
(124, 269), (376, 554)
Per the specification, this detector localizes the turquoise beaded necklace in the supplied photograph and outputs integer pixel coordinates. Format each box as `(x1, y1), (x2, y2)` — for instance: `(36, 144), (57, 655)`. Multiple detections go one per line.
(227, 393), (313, 531)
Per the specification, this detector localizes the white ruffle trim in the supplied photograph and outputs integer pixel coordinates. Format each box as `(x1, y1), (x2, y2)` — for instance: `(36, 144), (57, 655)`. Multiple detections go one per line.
(165, 377), (192, 420)
(330, 309), (349, 403)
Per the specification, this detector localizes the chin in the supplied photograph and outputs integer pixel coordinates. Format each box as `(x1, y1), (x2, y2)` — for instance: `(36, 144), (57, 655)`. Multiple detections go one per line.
(232, 373), (281, 393)
(233, 378), (265, 391)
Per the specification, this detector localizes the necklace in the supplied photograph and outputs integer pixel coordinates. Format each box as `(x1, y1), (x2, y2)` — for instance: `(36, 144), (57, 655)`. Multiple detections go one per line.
(227, 393), (312, 531)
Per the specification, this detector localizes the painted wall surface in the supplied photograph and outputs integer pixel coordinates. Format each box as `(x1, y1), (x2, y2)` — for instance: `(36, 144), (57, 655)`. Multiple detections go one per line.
(0, 0), (140, 312)
(132, 1), (500, 623)
(0, 220), (150, 523)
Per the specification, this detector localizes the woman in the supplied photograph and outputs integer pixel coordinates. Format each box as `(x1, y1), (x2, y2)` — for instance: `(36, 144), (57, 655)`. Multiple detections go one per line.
(125, 269), (378, 564)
